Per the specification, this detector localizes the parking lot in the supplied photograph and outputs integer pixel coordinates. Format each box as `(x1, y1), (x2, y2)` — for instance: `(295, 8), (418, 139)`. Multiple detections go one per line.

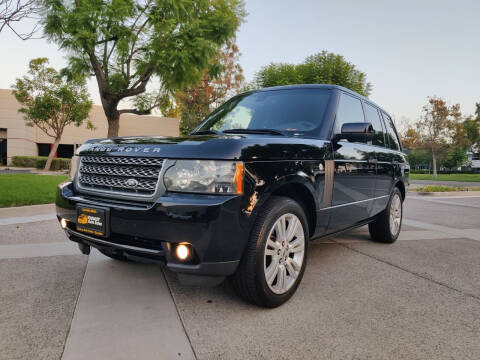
(1, 194), (480, 360)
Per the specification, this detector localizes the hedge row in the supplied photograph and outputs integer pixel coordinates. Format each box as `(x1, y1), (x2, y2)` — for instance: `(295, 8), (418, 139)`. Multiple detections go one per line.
(410, 169), (479, 174)
(11, 156), (71, 170)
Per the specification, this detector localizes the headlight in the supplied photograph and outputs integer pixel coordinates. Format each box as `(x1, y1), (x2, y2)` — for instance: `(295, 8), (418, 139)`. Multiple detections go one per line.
(164, 160), (243, 194)
(69, 155), (79, 181)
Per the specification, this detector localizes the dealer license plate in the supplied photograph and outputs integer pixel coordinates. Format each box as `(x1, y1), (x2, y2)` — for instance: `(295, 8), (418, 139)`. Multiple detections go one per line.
(76, 205), (109, 237)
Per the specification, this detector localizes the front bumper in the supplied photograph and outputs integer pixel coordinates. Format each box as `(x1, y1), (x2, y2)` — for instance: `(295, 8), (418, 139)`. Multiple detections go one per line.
(56, 182), (250, 277)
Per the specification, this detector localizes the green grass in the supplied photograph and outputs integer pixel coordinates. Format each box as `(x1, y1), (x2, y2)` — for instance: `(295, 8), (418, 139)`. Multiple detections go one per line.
(411, 185), (480, 192)
(410, 173), (480, 182)
(0, 174), (68, 207)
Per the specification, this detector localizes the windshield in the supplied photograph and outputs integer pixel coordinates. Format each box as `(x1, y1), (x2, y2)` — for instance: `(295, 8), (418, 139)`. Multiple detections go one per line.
(195, 88), (332, 136)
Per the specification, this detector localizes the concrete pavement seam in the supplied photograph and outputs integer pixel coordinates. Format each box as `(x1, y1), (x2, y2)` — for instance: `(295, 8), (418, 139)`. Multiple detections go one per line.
(160, 266), (199, 360)
(60, 252), (89, 360)
(331, 239), (480, 302)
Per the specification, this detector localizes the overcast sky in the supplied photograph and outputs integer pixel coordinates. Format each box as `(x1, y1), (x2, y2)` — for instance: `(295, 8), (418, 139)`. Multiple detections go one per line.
(1, 0), (478, 132)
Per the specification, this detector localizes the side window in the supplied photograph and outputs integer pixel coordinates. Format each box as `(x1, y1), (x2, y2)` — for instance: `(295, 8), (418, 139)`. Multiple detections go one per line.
(334, 93), (365, 135)
(363, 103), (385, 147)
(382, 112), (401, 151)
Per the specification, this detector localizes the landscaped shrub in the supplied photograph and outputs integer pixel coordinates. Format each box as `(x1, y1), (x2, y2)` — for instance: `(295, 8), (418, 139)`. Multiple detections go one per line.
(11, 156), (70, 170)
(410, 169), (430, 174)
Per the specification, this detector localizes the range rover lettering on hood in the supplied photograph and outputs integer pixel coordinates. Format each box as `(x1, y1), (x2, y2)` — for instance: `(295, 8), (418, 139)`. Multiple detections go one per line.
(89, 146), (161, 153)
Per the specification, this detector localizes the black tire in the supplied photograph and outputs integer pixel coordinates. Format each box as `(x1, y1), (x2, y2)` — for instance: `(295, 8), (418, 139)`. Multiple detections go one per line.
(369, 187), (403, 244)
(231, 196), (309, 308)
(99, 249), (129, 261)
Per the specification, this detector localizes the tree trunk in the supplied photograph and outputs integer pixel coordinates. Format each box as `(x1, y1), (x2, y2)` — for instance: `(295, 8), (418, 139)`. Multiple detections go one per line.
(107, 110), (120, 138)
(44, 136), (61, 171)
(432, 150), (437, 177)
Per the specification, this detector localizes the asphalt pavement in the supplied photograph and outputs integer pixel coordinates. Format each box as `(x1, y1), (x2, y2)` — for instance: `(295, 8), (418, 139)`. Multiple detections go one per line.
(1, 194), (480, 360)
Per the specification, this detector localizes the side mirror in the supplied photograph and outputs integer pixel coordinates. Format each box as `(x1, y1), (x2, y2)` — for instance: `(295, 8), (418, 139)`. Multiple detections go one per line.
(333, 122), (374, 143)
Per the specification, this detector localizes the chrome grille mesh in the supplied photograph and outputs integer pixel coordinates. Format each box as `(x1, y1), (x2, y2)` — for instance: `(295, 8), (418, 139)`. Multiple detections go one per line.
(78, 156), (163, 196)
(81, 156), (163, 166)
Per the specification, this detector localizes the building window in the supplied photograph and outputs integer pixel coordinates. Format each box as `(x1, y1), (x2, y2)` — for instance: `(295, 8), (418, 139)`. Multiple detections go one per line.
(0, 138), (7, 166)
(37, 143), (75, 158)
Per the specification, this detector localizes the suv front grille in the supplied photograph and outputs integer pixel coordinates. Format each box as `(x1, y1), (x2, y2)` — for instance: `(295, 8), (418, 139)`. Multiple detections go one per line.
(77, 156), (163, 196)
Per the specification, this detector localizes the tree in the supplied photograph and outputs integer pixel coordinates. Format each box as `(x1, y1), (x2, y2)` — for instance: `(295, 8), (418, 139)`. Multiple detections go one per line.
(417, 97), (458, 176)
(463, 116), (480, 146)
(254, 51), (371, 97)
(0, 0), (41, 39)
(441, 146), (467, 170)
(41, 0), (245, 138)
(401, 126), (422, 150)
(12, 58), (92, 170)
(407, 149), (430, 169)
(177, 39), (244, 135)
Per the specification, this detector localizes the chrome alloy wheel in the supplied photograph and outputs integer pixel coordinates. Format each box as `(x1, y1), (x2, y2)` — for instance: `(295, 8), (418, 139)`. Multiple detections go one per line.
(264, 213), (305, 295)
(389, 193), (402, 236)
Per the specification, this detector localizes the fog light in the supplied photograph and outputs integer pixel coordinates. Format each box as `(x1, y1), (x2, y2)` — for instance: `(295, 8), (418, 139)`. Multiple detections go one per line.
(175, 243), (192, 262)
(60, 218), (68, 229)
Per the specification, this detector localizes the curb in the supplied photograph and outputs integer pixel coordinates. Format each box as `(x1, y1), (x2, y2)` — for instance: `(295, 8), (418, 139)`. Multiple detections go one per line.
(0, 203), (56, 218)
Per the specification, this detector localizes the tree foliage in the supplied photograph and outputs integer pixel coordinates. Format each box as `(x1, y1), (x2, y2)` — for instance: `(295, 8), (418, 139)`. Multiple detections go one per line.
(407, 149), (430, 169)
(417, 97), (460, 176)
(177, 39), (244, 135)
(440, 146), (467, 170)
(12, 58), (92, 170)
(0, 0), (41, 39)
(254, 51), (371, 97)
(401, 126), (422, 150)
(41, 0), (245, 137)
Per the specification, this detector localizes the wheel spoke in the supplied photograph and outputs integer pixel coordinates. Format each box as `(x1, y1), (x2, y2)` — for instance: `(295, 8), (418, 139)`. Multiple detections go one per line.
(289, 236), (304, 249)
(265, 248), (276, 257)
(289, 242), (304, 254)
(285, 216), (300, 242)
(267, 239), (279, 250)
(276, 265), (286, 291)
(286, 258), (298, 279)
(266, 258), (279, 285)
(275, 216), (286, 241)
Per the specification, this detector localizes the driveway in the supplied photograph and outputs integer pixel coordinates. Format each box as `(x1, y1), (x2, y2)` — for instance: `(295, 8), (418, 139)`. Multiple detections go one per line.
(1, 194), (480, 359)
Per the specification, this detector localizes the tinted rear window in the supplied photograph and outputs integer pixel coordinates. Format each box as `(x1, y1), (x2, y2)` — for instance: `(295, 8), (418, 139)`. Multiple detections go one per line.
(364, 103), (386, 147)
(382, 112), (401, 151)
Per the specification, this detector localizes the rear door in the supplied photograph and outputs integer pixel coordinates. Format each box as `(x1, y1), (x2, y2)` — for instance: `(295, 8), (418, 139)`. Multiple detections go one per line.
(377, 112), (403, 207)
(328, 92), (376, 232)
(363, 102), (391, 216)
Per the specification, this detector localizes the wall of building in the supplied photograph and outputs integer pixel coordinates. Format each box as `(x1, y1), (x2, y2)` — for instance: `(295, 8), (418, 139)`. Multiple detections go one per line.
(0, 90), (37, 164)
(0, 89), (180, 164)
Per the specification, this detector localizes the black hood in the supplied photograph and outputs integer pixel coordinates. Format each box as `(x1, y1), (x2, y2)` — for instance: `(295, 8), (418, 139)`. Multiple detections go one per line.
(77, 134), (329, 161)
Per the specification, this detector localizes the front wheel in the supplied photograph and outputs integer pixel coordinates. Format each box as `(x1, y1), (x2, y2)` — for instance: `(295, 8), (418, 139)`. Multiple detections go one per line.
(232, 196), (308, 308)
(369, 187), (403, 243)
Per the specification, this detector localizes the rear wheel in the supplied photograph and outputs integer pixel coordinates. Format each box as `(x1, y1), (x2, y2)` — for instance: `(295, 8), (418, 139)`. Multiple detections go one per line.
(369, 187), (403, 243)
(232, 196), (308, 308)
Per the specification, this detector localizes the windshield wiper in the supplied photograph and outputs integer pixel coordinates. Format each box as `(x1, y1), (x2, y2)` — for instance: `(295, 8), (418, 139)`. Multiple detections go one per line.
(222, 129), (286, 136)
(191, 129), (221, 135)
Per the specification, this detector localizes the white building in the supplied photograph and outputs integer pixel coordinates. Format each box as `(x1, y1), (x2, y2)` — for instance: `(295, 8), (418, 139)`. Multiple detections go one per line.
(0, 89), (180, 165)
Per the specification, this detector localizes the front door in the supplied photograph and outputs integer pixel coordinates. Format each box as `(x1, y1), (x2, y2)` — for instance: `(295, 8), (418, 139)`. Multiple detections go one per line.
(327, 92), (376, 233)
(328, 141), (376, 232)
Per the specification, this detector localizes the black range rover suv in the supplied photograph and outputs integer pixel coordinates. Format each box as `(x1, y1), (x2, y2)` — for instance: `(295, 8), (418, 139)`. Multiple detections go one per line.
(56, 84), (409, 307)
